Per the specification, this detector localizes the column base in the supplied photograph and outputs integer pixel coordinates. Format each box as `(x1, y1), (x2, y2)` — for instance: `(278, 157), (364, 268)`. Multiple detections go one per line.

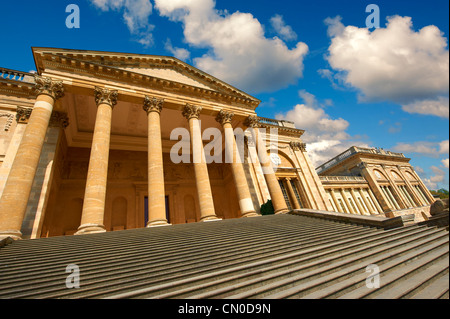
(275, 209), (289, 215)
(75, 224), (106, 235)
(201, 215), (222, 222)
(147, 220), (171, 228)
(241, 211), (260, 218)
(0, 230), (22, 241)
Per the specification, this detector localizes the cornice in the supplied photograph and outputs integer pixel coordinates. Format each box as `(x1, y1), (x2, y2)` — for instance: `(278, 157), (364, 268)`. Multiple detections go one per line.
(33, 51), (260, 110)
(33, 48), (259, 101)
(0, 79), (36, 99)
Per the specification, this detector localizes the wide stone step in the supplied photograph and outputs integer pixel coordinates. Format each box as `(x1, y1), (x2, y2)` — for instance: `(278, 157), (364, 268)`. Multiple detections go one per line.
(0, 219), (371, 285)
(409, 272), (449, 299)
(0, 214), (448, 299)
(226, 230), (448, 299)
(0, 217), (376, 298)
(103, 225), (443, 299)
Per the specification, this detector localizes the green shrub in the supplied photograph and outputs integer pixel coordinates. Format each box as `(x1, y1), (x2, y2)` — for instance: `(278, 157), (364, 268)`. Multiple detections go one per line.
(260, 200), (275, 215)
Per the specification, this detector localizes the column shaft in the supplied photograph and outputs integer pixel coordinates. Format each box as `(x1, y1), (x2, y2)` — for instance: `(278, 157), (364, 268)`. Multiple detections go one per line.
(0, 95), (56, 239)
(359, 188), (376, 215)
(0, 76), (64, 240)
(184, 105), (219, 221)
(76, 88), (117, 235)
(250, 125), (288, 214)
(340, 188), (356, 214)
(222, 121), (258, 217)
(329, 189), (342, 213)
(350, 188), (365, 215)
(285, 178), (301, 210)
(145, 97), (168, 226)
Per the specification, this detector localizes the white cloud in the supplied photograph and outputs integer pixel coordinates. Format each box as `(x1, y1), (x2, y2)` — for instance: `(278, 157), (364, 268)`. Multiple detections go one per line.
(416, 165), (447, 190)
(164, 39), (191, 61)
(154, 0), (308, 93)
(275, 90), (368, 166)
(270, 14), (298, 41)
(439, 140), (449, 154)
(402, 96), (449, 119)
(90, 0), (154, 46)
(442, 158), (449, 169)
(324, 15), (449, 118)
(392, 140), (449, 158)
(423, 178), (438, 190)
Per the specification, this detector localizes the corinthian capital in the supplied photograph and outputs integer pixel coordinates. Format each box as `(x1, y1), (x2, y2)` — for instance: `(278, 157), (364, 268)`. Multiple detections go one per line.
(215, 110), (234, 126)
(34, 75), (65, 100)
(244, 115), (259, 128)
(94, 87), (118, 107)
(49, 111), (69, 129)
(290, 141), (307, 152)
(16, 106), (33, 124)
(182, 104), (202, 120)
(143, 96), (164, 114)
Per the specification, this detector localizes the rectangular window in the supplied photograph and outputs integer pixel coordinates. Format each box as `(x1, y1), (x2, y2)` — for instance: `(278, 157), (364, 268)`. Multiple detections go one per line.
(290, 180), (303, 208)
(278, 180), (292, 210)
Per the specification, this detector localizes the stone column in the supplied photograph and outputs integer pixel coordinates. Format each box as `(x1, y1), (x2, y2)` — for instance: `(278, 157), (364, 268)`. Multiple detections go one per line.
(340, 188), (356, 214)
(329, 189), (342, 213)
(350, 188), (364, 215)
(358, 163), (391, 212)
(367, 187), (383, 213)
(381, 165), (408, 209)
(143, 96), (169, 226)
(216, 110), (258, 217)
(358, 188), (376, 215)
(285, 178), (301, 210)
(183, 104), (219, 222)
(76, 87), (117, 235)
(0, 76), (64, 240)
(245, 116), (288, 214)
(408, 168), (435, 205)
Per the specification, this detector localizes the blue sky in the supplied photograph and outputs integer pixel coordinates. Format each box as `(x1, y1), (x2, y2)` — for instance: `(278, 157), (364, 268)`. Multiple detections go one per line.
(1, 0), (449, 190)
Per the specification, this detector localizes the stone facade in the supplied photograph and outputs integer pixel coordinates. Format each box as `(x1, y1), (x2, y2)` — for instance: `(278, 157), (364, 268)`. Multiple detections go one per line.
(317, 146), (435, 222)
(0, 49), (435, 240)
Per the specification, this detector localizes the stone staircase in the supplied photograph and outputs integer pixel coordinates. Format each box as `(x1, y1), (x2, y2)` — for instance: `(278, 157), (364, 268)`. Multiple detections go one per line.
(0, 214), (448, 299)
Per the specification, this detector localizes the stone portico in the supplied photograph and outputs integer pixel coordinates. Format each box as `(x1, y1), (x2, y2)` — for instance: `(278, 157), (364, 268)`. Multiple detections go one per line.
(0, 48), (435, 240)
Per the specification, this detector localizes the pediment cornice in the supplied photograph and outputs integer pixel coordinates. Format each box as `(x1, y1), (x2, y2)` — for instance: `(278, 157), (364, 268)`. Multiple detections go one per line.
(32, 48), (260, 110)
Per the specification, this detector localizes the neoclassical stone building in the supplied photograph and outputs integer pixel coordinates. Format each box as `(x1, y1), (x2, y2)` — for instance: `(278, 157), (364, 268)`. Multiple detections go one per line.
(0, 48), (435, 240)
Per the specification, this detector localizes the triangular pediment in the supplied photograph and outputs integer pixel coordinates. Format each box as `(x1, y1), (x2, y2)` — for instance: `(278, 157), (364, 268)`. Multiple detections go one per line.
(122, 66), (212, 90)
(32, 47), (260, 107)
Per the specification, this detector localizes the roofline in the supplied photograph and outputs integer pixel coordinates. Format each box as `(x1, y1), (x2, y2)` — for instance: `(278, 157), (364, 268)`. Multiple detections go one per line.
(31, 47), (260, 104)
